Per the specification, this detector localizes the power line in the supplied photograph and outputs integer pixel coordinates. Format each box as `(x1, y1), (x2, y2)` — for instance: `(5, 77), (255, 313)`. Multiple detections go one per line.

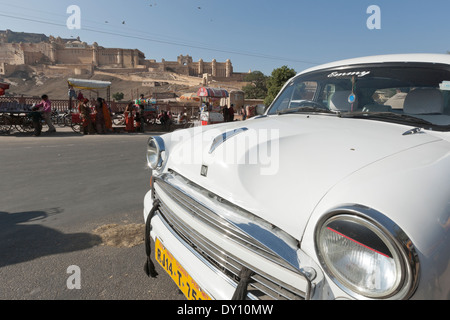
(0, 12), (319, 65)
(0, 2), (194, 45)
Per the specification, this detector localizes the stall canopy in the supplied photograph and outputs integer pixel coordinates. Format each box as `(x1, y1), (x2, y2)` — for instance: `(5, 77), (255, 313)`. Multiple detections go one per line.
(197, 87), (229, 98)
(0, 82), (10, 96)
(68, 78), (111, 104)
(179, 92), (200, 101)
(68, 78), (111, 90)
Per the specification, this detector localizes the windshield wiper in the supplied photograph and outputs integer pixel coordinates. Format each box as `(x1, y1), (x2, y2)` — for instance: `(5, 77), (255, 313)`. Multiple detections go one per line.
(277, 106), (336, 115)
(340, 111), (435, 126)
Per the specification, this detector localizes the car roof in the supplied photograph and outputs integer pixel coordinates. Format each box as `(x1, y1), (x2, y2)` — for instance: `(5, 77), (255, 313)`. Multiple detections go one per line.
(298, 53), (450, 76)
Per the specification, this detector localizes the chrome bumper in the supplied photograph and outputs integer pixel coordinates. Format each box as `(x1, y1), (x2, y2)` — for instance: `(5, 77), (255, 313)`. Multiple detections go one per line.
(150, 171), (314, 300)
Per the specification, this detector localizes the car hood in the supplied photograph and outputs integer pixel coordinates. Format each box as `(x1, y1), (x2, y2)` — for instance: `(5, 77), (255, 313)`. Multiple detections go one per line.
(165, 114), (443, 240)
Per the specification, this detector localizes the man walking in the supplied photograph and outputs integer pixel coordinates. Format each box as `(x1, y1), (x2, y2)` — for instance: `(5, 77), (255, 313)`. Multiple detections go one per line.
(35, 94), (56, 133)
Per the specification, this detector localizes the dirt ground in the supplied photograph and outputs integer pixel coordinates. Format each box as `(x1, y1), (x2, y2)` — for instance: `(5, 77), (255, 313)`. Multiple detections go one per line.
(93, 223), (145, 248)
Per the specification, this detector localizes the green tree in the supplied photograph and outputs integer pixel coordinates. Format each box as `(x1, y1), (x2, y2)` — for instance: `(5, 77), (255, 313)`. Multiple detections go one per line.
(264, 66), (296, 106)
(242, 71), (267, 99)
(112, 92), (124, 101)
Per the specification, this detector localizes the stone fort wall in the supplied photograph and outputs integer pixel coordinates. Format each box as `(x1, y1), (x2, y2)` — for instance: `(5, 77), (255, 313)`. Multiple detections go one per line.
(0, 30), (242, 80)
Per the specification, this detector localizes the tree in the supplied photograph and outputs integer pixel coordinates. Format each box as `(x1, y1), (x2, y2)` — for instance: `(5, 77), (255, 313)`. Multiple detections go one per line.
(242, 71), (267, 99)
(264, 66), (296, 106)
(112, 92), (124, 101)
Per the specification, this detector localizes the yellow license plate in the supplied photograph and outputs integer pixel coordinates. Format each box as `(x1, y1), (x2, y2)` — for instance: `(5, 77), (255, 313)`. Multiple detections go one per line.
(155, 238), (211, 300)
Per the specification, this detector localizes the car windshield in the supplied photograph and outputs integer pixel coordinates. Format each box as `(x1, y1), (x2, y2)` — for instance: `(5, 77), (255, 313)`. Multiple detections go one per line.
(267, 63), (450, 131)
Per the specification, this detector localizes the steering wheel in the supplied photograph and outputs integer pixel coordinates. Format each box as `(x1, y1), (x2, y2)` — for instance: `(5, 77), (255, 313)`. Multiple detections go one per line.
(292, 100), (328, 110)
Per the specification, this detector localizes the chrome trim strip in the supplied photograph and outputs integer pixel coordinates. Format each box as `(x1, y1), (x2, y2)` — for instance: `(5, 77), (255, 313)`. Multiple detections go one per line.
(147, 136), (166, 169)
(157, 182), (278, 261)
(155, 211), (239, 296)
(402, 127), (423, 136)
(156, 198), (305, 300)
(156, 172), (301, 271)
(209, 127), (249, 154)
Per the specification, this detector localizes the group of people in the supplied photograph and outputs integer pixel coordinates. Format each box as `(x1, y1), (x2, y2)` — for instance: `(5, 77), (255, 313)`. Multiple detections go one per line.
(123, 94), (181, 132)
(78, 97), (112, 135)
(30, 93), (113, 136)
(158, 110), (173, 130)
(222, 104), (235, 122)
(124, 94), (146, 133)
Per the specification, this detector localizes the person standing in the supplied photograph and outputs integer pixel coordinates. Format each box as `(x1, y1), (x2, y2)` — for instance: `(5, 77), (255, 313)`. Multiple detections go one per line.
(102, 98), (113, 132)
(79, 98), (95, 135)
(228, 104), (235, 122)
(124, 102), (135, 132)
(222, 105), (229, 122)
(135, 94), (146, 132)
(30, 105), (42, 136)
(95, 98), (106, 134)
(34, 94), (56, 133)
(241, 106), (247, 120)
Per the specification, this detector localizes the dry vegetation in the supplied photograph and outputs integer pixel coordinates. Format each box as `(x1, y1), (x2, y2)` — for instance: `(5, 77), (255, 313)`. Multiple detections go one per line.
(93, 223), (145, 248)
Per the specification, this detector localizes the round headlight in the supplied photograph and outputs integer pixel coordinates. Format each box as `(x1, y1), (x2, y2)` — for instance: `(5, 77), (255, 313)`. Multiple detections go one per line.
(315, 209), (419, 300)
(146, 136), (165, 170)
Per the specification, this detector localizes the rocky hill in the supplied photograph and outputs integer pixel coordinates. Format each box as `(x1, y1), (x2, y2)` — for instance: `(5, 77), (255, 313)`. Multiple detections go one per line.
(0, 29), (54, 44)
(2, 69), (245, 101)
(0, 30), (247, 100)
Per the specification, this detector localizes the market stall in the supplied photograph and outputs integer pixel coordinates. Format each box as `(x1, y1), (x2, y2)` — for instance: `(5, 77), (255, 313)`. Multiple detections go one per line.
(67, 78), (112, 109)
(197, 87), (228, 125)
(67, 78), (112, 132)
(135, 96), (159, 127)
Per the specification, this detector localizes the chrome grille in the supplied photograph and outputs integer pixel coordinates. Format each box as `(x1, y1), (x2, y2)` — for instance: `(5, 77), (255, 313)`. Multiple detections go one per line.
(153, 172), (307, 300)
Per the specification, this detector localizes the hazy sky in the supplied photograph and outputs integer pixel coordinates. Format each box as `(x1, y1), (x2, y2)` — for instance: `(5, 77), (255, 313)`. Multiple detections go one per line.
(0, 0), (449, 75)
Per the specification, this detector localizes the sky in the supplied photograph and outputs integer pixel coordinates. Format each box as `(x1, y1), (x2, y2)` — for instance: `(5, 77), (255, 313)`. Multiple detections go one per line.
(0, 0), (449, 76)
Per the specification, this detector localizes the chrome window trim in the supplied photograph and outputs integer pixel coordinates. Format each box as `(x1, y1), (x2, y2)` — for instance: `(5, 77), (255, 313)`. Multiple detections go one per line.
(314, 204), (420, 300)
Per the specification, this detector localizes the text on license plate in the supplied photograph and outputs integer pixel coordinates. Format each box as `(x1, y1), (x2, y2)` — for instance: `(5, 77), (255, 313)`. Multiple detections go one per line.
(155, 238), (211, 300)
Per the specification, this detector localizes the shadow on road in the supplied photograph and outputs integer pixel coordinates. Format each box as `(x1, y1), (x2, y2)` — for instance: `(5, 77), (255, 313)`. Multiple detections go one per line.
(0, 208), (102, 267)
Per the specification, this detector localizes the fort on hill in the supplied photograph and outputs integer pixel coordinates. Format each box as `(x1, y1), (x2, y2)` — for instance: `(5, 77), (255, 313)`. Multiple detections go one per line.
(0, 29), (245, 82)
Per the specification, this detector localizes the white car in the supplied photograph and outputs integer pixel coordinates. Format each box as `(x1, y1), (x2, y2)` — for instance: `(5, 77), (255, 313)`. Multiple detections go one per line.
(144, 54), (450, 300)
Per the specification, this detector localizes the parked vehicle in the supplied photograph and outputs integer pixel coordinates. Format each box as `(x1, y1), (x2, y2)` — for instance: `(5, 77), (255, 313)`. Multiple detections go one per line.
(144, 54), (450, 300)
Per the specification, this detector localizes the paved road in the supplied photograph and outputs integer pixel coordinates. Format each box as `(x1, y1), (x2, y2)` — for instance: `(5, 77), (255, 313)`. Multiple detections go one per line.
(0, 128), (184, 300)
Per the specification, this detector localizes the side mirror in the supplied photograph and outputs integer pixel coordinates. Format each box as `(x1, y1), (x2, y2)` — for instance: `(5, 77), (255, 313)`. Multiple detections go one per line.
(255, 104), (266, 115)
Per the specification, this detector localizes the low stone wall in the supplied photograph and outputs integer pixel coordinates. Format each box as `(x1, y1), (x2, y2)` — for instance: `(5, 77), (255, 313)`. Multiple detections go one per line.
(0, 96), (199, 114)
(0, 96), (129, 112)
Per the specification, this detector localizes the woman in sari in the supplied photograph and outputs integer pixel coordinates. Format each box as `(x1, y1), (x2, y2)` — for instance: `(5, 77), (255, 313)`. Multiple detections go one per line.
(124, 102), (135, 132)
(102, 99), (113, 132)
(79, 98), (95, 134)
(95, 98), (106, 134)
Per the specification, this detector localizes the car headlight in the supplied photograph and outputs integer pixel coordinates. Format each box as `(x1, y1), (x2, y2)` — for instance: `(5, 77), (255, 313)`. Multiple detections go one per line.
(315, 206), (419, 300)
(146, 136), (165, 170)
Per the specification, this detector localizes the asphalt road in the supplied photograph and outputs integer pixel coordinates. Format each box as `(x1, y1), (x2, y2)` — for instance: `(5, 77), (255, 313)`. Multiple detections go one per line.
(0, 127), (185, 300)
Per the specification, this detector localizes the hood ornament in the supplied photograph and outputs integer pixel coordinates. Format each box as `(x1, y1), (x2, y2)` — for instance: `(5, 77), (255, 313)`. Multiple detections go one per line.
(209, 127), (248, 154)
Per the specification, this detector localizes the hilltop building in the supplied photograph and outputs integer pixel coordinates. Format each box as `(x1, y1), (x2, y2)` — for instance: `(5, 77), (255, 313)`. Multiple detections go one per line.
(0, 30), (243, 81)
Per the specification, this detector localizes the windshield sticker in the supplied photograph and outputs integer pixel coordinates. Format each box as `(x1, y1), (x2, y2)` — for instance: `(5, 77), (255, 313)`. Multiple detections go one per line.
(328, 71), (371, 78)
(348, 93), (356, 103)
(439, 81), (450, 91)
